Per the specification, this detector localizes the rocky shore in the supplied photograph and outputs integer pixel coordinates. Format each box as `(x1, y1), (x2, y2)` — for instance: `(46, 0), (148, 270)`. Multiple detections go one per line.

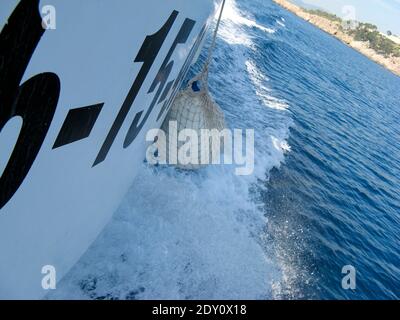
(273, 0), (400, 77)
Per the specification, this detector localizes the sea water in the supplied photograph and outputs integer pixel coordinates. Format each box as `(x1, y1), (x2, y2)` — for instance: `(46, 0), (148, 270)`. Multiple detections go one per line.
(52, 0), (400, 300)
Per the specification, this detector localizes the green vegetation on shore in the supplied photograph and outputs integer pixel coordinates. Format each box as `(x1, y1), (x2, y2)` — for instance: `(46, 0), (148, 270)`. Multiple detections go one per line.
(304, 9), (341, 23)
(349, 23), (400, 57)
(305, 9), (400, 58)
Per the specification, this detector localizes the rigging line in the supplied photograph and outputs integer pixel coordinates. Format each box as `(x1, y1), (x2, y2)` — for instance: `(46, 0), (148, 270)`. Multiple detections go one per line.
(203, 0), (226, 74)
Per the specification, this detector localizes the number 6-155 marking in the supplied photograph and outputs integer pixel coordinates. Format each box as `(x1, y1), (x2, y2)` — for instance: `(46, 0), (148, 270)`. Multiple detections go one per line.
(0, 0), (201, 211)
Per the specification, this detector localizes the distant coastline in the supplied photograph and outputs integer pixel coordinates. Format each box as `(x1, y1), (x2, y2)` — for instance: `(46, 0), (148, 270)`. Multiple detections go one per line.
(273, 0), (400, 77)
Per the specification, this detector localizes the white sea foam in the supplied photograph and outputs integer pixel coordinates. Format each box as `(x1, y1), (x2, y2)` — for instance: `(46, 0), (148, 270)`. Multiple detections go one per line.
(277, 20), (286, 28)
(50, 164), (283, 300)
(219, 0), (275, 47)
(245, 60), (289, 111)
(272, 136), (291, 153)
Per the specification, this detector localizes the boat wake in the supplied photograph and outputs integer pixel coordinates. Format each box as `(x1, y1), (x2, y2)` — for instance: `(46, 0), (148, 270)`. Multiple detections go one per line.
(51, 0), (294, 300)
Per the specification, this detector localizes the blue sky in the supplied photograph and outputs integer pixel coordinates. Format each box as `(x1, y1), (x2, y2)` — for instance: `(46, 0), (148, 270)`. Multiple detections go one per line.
(292, 0), (400, 34)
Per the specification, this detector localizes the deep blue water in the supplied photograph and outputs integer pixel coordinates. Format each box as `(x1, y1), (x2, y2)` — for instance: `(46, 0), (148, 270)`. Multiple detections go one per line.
(243, 0), (400, 299)
(55, 0), (400, 300)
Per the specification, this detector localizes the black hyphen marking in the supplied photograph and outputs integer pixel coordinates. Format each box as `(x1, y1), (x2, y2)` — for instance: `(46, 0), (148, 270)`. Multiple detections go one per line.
(53, 104), (103, 149)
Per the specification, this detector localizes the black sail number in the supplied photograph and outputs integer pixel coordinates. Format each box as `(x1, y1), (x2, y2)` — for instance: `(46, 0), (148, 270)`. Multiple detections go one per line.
(93, 11), (179, 166)
(123, 18), (196, 147)
(0, 0), (60, 210)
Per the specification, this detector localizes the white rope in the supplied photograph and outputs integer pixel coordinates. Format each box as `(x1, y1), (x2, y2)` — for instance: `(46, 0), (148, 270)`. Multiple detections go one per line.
(202, 0), (226, 78)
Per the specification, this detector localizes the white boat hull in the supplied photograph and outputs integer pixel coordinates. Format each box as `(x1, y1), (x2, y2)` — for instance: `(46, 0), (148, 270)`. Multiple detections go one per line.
(0, 0), (217, 299)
